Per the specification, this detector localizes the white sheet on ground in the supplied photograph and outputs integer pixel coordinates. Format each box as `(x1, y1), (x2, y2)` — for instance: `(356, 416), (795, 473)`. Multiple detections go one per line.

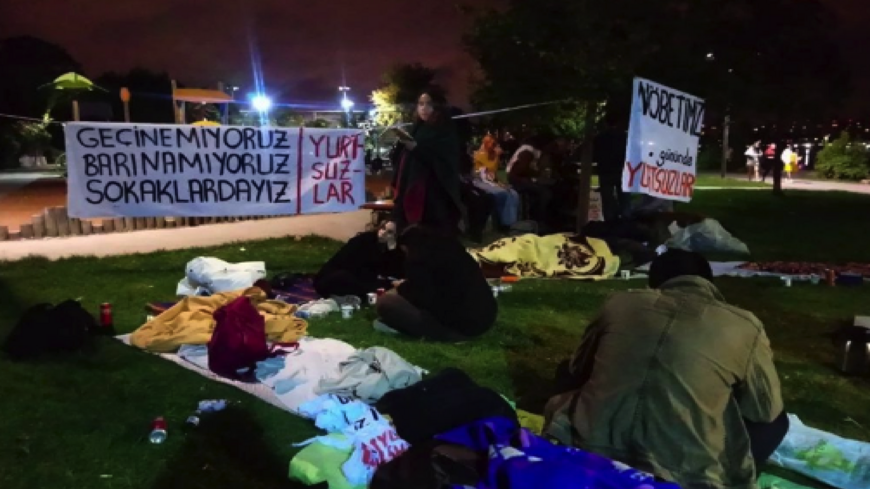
(115, 334), (286, 411)
(117, 335), (425, 419)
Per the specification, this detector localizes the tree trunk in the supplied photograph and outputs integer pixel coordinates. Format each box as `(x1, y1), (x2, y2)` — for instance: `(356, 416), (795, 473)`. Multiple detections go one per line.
(772, 157), (783, 195)
(575, 99), (599, 233)
(721, 113), (730, 178)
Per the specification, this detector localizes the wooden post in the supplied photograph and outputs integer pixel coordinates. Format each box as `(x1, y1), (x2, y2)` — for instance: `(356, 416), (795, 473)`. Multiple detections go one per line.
(81, 219), (93, 235)
(115, 218), (126, 232)
(155, 217), (166, 229)
(44, 208), (59, 237)
(146, 217), (156, 229)
(72, 100), (81, 122)
(171, 80), (180, 124)
(20, 224), (34, 239)
(32, 214), (46, 238)
(69, 217), (82, 236)
(102, 219), (114, 233)
(0, 226), (9, 241)
(134, 218), (147, 230)
(56, 207), (71, 236)
(120, 87), (131, 123)
(576, 100), (598, 233)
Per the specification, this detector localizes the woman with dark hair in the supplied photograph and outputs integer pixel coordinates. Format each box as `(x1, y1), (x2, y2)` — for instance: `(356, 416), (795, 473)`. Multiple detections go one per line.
(390, 90), (463, 236)
(313, 221), (404, 299)
(374, 225), (497, 342)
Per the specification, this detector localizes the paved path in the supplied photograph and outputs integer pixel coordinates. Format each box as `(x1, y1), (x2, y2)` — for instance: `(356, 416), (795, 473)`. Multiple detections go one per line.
(720, 173), (870, 194)
(0, 210), (370, 262)
(0, 172), (52, 199)
(778, 177), (870, 194)
(1, 171), (867, 263)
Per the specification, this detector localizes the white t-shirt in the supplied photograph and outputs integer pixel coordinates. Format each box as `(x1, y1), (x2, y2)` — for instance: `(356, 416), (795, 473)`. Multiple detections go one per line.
(296, 394), (410, 486)
(744, 146), (761, 164)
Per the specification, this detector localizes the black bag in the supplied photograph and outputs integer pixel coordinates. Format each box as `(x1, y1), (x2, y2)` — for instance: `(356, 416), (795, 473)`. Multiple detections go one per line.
(2, 300), (99, 360)
(376, 368), (518, 445)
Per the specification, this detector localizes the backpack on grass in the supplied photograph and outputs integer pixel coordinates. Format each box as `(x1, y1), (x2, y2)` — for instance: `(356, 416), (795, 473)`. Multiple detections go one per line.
(208, 296), (271, 380)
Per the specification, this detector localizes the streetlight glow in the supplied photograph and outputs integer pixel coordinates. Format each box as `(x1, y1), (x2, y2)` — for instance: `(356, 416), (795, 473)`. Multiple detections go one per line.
(341, 98), (355, 111)
(251, 95), (272, 112)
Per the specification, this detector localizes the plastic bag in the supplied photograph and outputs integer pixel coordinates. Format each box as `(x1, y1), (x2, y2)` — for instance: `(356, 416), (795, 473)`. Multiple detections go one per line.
(769, 414), (870, 489)
(665, 218), (750, 255)
(176, 257), (266, 296)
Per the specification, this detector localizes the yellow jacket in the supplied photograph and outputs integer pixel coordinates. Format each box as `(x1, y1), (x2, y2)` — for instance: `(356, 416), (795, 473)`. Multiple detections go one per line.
(130, 287), (307, 352)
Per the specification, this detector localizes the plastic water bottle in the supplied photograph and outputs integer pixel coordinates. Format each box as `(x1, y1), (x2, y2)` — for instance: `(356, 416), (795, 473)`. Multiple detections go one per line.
(149, 417), (168, 444)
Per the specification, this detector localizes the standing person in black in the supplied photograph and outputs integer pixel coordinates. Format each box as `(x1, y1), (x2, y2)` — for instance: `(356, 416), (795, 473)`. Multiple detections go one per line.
(374, 225), (497, 342)
(595, 114), (631, 222)
(455, 107), (494, 243)
(390, 90), (462, 236)
(761, 143), (777, 183)
(313, 221), (404, 299)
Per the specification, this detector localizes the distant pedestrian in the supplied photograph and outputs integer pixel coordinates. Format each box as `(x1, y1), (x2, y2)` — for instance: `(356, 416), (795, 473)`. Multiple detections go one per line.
(781, 144), (800, 182)
(761, 143), (777, 183)
(744, 140), (762, 181)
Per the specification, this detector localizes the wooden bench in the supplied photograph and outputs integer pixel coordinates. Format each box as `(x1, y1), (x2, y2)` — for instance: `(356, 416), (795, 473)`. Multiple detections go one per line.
(360, 200), (394, 231)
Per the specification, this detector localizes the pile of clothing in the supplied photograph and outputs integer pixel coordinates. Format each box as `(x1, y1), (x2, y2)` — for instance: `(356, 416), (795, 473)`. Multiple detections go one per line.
(126, 255), (677, 489)
(288, 367), (677, 489)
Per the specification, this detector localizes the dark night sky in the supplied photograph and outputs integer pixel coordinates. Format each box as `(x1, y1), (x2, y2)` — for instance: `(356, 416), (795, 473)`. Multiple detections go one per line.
(0, 0), (501, 108)
(0, 0), (867, 111)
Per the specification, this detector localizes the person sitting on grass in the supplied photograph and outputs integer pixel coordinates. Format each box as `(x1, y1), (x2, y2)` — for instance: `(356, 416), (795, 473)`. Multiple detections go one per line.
(373, 225), (497, 342)
(544, 249), (787, 489)
(313, 221), (404, 300)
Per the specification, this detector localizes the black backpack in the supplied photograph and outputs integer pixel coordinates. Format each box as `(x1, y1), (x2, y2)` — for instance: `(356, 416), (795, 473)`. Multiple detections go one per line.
(2, 300), (99, 361)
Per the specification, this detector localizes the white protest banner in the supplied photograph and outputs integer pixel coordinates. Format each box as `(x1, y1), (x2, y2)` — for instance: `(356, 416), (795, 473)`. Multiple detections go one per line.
(64, 123), (365, 218)
(622, 77), (705, 202)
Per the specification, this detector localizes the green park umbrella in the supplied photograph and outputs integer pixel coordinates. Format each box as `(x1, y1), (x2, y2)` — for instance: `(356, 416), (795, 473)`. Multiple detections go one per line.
(39, 72), (108, 122)
(39, 72), (106, 92)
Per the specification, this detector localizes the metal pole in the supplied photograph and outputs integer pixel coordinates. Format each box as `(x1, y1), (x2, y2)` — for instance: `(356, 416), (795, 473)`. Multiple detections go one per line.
(721, 112), (731, 178)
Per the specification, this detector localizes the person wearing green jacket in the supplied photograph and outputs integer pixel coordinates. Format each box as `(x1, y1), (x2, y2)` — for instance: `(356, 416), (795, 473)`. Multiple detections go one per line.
(545, 249), (788, 489)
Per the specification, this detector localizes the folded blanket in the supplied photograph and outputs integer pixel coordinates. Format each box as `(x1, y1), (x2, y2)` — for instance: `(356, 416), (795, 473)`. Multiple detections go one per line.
(469, 234), (619, 280)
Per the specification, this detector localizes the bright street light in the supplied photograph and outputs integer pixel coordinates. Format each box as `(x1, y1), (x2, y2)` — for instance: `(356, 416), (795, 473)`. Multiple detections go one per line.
(341, 98), (355, 111)
(251, 94), (272, 112)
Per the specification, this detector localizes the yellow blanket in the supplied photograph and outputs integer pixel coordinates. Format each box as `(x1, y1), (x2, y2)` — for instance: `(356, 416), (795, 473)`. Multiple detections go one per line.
(470, 234), (619, 279)
(130, 287), (307, 352)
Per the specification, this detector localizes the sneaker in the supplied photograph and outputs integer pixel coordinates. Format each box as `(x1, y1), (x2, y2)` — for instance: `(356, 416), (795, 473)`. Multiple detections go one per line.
(372, 320), (400, 335)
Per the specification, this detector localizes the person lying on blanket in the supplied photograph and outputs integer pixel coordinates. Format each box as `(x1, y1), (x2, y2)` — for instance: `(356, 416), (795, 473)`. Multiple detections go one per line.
(544, 249), (788, 489)
(373, 224), (497, 342)
(313, 221), (405, 300)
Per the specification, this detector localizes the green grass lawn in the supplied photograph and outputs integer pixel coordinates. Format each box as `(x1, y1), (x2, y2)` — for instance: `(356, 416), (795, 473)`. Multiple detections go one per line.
(693, 173), (768, 188)
(2, 189), (869, 489)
